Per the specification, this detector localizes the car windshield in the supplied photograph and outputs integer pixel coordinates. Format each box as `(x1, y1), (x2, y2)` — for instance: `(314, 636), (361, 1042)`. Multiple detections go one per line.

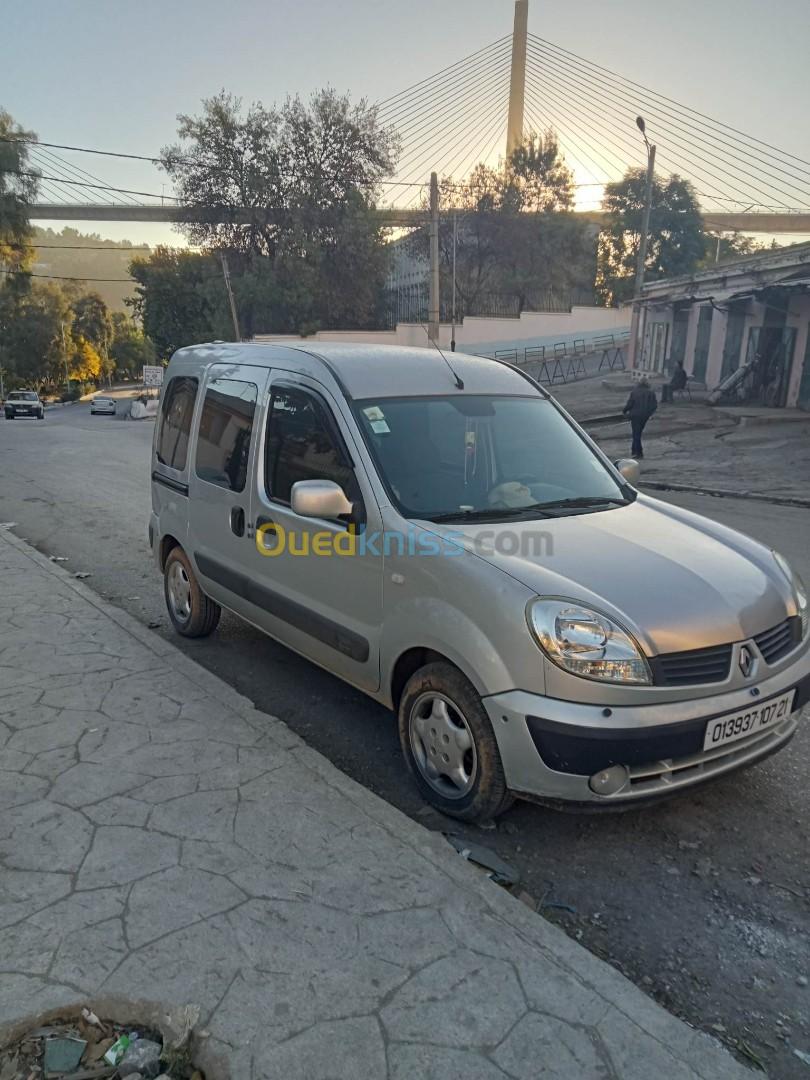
(9, 392), (38, 401)
(353, 394), (629, 521)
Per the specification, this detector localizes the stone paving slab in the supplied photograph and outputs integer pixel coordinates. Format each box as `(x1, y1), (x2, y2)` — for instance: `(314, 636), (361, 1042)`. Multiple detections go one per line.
(0, 529), (754, 1079)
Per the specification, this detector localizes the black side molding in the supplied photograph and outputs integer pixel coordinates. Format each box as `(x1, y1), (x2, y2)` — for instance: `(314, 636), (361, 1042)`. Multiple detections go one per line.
(152, 471), (189, 496)
(193, 551), (369, 663)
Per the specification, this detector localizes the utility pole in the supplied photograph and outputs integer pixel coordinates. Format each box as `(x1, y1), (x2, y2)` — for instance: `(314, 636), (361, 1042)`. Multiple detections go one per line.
(634, 126), (656, 295)
(61, 323), (71, 394)
(0, 366), (5, 404)
(632, 117), (656, 371)
(428, 172), (440, 343)
(220, 254), (241, 341)
(450, 210), (458, 352)
(506, 0), (529, 159)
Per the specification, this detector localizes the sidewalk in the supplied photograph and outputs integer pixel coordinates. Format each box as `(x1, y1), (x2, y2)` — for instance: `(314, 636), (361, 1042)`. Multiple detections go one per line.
(0, 529), (753, 1080)
(554, 375), (810, 505)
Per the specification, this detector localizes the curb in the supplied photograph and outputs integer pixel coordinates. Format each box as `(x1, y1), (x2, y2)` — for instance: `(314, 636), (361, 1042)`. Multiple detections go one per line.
(640, 479), (810, 509)
(0, 527), (755, 1078)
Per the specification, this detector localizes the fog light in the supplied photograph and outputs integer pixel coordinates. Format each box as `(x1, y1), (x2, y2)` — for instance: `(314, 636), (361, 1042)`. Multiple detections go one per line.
(589, 764), (629, 796)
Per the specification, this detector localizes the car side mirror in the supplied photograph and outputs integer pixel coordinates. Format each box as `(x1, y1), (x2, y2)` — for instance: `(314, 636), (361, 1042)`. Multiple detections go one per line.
(291, 479), (355, 520)
(614, 458), (641, 485)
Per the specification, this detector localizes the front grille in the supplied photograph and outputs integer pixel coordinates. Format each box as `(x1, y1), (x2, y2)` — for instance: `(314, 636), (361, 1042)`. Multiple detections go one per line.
(652, 643), (733, 687)
(754, 617), (801, 664)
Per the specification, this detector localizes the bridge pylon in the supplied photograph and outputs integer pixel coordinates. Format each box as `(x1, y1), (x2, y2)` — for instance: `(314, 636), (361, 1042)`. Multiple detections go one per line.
(506, 0), (529, 160)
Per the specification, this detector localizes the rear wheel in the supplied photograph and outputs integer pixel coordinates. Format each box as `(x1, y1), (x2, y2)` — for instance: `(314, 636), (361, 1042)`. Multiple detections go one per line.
(164, 547), (221, 638)
(398, 661), (514, 823)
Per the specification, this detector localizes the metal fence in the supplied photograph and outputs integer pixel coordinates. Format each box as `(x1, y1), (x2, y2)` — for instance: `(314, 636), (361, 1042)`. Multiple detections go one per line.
(487, 330), (630, 386)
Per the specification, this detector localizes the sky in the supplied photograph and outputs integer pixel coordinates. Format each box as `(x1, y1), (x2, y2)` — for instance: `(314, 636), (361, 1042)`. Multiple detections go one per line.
(4, 0), (810, 248)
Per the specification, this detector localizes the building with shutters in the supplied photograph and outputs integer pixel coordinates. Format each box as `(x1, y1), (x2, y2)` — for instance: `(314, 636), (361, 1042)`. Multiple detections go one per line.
(628, 241), (810, 409)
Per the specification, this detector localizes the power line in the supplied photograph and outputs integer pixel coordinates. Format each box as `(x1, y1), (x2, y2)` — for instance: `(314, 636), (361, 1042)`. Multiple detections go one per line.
(0, 168), (178, 201)
(0, 135), (165, 165)
(29, 244), (152, 251)
(0, 268), (133, 282)
(31, 145), (143, 207)
(28, 147), (109, 205)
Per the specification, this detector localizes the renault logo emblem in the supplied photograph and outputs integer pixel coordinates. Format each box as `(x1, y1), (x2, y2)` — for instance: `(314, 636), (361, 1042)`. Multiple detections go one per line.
(739, 645), (755, 678)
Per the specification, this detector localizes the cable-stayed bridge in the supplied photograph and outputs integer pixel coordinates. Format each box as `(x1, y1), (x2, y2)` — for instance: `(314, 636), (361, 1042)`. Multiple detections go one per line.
(18, 0), (810, 235)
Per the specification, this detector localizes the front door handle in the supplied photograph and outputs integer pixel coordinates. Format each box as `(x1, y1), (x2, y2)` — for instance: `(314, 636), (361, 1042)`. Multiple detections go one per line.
(230, 506), (246, 537)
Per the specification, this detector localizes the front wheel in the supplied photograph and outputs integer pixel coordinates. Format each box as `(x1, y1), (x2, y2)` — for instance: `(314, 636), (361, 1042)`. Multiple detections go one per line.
(38, 411), (45, 420)
(398, 661), (514, 823)
(164, 547), (221, 638)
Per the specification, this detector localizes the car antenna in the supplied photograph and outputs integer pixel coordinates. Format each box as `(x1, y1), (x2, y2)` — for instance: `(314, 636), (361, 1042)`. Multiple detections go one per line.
(420, 324), (465, 390)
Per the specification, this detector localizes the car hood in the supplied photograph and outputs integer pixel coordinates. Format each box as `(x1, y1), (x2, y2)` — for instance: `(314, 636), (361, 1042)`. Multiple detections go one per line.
(421, 496), (794, 656)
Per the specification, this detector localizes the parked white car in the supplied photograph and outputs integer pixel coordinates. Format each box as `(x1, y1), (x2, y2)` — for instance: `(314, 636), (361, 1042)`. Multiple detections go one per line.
(90, 396), (116, 415)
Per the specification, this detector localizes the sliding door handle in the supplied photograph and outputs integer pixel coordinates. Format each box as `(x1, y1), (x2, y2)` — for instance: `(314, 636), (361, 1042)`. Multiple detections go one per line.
(230, 506), (246, 537)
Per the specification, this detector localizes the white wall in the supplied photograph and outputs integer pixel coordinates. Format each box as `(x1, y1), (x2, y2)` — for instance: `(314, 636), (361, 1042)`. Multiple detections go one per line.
(254, 306), (628, 353)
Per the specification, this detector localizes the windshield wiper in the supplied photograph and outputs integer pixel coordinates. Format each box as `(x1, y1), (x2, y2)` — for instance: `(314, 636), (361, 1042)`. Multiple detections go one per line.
(426, 506), (552, 523)
(533, 496), (628, 511)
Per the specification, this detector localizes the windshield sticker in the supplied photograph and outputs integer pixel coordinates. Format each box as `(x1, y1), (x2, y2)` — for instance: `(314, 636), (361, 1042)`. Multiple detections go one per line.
(364, 406), (385, 422)
(371, 419), (390, 434)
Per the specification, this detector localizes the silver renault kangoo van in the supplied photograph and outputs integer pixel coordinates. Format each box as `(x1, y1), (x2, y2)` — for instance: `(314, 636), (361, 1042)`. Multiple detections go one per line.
(149, 343), (809, 821)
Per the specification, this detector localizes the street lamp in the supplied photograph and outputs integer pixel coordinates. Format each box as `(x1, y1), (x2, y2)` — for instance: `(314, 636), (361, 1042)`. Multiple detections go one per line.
(634, 116), (657, 295)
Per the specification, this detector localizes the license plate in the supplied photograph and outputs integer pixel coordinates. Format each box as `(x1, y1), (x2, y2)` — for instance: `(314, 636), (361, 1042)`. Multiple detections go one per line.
(703, 689), (796, 751)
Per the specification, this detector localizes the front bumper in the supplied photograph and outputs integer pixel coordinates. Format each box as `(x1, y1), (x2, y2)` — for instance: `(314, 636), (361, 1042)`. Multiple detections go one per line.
(483, 643), (810, 806)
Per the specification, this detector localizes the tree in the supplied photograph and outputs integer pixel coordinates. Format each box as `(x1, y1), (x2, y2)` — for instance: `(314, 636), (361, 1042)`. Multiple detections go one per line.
(109, 311), (156, 378)
(698, 231), (767, 268)
(71, 292), (111, 352)
(69, 337), (103, 383)
(158, 89), (398, 333)
(504, 130), (574, 212)
(407, 133), (592, 316)
(128, 248), (231, 357)
(161, 89), (397, 259)
(0, 282), (71, 388)
(597, 169), (706, 305)
(0, 111), (38, 289)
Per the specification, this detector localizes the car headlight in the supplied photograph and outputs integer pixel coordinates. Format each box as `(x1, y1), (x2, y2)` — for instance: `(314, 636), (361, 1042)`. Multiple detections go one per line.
(773, 551), (808, 638)
(527, 598), (652, 685)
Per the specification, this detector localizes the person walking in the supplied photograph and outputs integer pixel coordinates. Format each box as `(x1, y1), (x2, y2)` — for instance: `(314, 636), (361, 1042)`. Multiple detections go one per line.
(669, 361), (687, 393)
(622, 378), (658, 459)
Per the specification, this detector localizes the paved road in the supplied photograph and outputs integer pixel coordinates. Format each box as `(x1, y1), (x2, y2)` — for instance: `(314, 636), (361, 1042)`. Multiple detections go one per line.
(2, 403), (810, 1076)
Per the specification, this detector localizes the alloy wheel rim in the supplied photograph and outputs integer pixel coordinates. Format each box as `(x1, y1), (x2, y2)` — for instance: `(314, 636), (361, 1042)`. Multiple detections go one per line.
(408, 691), (478, 800)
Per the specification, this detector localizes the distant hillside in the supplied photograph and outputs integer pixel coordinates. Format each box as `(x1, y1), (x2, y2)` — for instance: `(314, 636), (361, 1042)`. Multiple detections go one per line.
(30, 227), (148, 311)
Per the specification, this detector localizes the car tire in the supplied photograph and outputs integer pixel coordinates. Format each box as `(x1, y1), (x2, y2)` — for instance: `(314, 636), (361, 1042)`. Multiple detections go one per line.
(164, 546), (221, 638)
(398, 661), (514, 823)
(38, 411), (45, 420)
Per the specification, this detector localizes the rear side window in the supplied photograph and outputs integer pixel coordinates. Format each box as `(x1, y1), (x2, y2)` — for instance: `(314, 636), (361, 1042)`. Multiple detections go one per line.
(195, 378), (258, 492)
(265, 386), (355, 503)
(156, 376), (198, 470)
